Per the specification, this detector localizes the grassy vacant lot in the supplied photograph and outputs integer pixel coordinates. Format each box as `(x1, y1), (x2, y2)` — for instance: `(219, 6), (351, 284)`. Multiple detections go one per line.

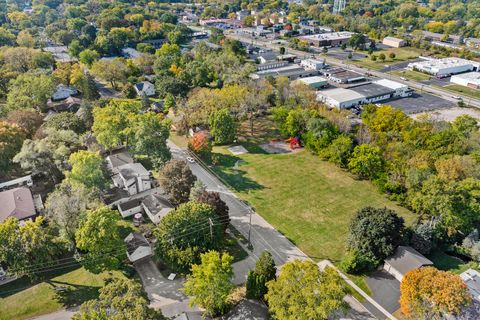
(0, 267), (126, 320)
(390, 69), (431, 81)
(352, 47), (422, 70)
(441, 84), (480, 100)
(212, 146), (416, 263)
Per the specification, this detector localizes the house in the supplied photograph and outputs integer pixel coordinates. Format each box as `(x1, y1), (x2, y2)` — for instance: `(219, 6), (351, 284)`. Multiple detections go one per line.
(382, 36), (406, 48)
(124, 232), (153, 263)
(134, 81), (155, 97)
(460, 269), (480, 302)
(115, 163), (152, 196)
(106, 151), (134, 174)
(51, 84), (78, 101)
(43, 46), (76, 63)
(46, 96), (82, 112)
(121, 47), (142, 59)
(117, 199), (143, 218)
(383, 246), (433, 281)
(141, 194), (174, 224)
(0, 187), (37, 223)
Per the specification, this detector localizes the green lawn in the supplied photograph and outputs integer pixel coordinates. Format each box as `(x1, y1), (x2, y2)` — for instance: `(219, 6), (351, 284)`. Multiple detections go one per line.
(351, 47), (422, 71)
(0, 267), (126, 320)
(211, 147), (416, 263)
(427, 250), (477, 274)
(441, 84), (480, 100)
(390, 69), (431, 81)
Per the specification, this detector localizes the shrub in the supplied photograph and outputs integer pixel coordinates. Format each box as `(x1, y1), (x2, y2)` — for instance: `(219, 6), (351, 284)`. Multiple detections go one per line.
(246, 270), (267, 299)
(340, 250), (376, 274)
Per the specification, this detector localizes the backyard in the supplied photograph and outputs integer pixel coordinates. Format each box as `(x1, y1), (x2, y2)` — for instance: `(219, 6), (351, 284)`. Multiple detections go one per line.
(0, 267), (127, 320)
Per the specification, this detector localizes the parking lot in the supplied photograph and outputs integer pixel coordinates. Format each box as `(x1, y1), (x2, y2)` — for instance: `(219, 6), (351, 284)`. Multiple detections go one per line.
(388, 92), (455, 114)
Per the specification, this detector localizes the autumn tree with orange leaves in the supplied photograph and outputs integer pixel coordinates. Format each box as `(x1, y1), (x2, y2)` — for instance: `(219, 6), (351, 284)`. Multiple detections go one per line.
(400, 267), (472, 319)
(188, 131), (212, 158)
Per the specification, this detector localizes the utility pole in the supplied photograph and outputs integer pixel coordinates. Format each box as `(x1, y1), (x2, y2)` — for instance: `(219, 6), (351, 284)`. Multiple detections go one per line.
(247, 207), (253, 244)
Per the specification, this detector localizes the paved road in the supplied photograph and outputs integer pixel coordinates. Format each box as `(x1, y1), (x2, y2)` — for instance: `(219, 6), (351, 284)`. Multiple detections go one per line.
(227, 32), (480, 109)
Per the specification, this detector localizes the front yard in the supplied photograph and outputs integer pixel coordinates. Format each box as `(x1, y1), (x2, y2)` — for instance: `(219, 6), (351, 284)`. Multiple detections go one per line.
(0, 267), (127, 320)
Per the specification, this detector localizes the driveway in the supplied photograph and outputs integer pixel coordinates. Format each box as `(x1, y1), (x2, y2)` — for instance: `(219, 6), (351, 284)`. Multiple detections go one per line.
(366, 269), (401, 314)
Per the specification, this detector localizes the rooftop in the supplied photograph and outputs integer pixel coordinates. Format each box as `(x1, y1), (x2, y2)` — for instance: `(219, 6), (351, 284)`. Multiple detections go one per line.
(142, 194), (173, 223)
(300, 31), (355, 41)
(383, 36), (404, 43)
(118, 163), (149, 180)
(0, 187), (36, 222)
(452, 72), (480, 83)
(409, 58), (480, 70)
(297, 76), (328, 85)
(384, 246), (433, 276)
(106, 151), (134, 170)
(350, 83), (395, 98)
(373, 78), (409, 90)
(317, 87), (365, 102)
(460, 268), (480, 301)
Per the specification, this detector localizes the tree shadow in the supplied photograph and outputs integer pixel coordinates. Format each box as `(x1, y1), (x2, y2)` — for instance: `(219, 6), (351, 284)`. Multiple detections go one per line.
(50, 280), (101, 308)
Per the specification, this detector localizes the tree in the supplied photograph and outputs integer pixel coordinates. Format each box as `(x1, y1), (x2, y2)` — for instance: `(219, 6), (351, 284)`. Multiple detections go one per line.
(0, 217), (62, 277)
(6, 109), (43, 138)
(92, 100), (140, 150)
(45, 181), (97, 248)
(410, 224), (434, 255)
(188, 132), (212, 158)
(157, 159), (196, 205)
(279, 46), (286, 54)
(326, 135), (353, 168)
(66, 150), (108, 192)
(91, 59), (127, 89)
(75, 206), (125, 273)
(400, 267), (471, 319)
(0, 121), (25, 176)
(247, 251), (276, 300)
(379, 53), (386, 61)
(189, 180), (207, 201)
(74, 277), (166, 320)
(348, 34), (366, 50)
(14, 128), (80, 183)
(78, 72), (100, 101)
(154, 202), (224, 272)
(389, 52), (396, 60)
(44, 112), (86, 134)
(197, 191), (230, 233)
(183, 251), (234, 316)
(265, 260), (348, 320)
(5, 72), (55, 114)
(129, 112), (171, 169)
(347, 52), (353, 59)
(209, 108), (236, 145)
(16, 30), (34, 47)
(78, 49), (99, 66)
(347, 207), (405, 263)
(348, 144), (384, 179)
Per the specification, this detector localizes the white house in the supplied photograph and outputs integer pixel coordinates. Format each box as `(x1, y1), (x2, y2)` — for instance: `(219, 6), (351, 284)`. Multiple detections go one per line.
(383, 246), (433, 282)
(141, 194), (174, 224)
(125, 232), (152, 263)
(134, 81), (155, 97)
(51, 84), (78, 101)
(117, 199), (143, 218)
(114, 163), (151, 196)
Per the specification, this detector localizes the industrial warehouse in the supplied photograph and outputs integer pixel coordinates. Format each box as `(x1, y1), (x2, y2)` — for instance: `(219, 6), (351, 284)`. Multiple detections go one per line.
(316, 79), (413, 109)
(450, 72), (480, 89)
(407, 58), (480, 78)
(299, 32), (355, 47)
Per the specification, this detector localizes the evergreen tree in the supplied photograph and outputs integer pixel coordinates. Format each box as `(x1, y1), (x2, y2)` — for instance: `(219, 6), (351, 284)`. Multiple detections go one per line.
(80, 73), (100, 101)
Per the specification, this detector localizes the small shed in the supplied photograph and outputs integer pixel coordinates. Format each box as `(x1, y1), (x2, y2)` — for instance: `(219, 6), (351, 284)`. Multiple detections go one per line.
(383, 246), (433, 282)
(124, 232), (152, 263)
(382, 36), (405, 48)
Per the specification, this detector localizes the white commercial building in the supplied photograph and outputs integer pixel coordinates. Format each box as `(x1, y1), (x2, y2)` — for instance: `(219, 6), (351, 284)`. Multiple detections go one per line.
(373, 79), (413, 97)
(316, 88), (365, 109)
(300, 32), (355, 47)
(450, 72), (480, 89)
(407, 58), (480, 77)
(300, 59), (325, 71)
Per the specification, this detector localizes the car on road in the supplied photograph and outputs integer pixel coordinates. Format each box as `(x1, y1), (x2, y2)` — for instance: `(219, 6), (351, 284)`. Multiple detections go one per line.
(186, 156), (195, 163)
(453, 96), (463, 100)
(400, 77), (407, 81)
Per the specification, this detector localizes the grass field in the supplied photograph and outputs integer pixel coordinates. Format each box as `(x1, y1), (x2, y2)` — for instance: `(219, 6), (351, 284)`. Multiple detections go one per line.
(390, 69), (431, 81)
(427, 250), (477, 274)
(441, 84), (480, 100)
(211, 146), (416, 263)
(352, 47), (422, 71)
(0, 267), (126, 320)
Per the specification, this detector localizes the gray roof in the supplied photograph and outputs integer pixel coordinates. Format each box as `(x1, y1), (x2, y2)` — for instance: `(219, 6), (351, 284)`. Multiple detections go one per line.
(118, 199), (142, 211)
(142, 194), (173, 216)
(107, 151), (134, 169)
(350, 83), (395, 98)
(124, 232), (150, 255)
(0, 187), (36, 222)
(118, 163), (149, 180)
(385, 246), (433, 276)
